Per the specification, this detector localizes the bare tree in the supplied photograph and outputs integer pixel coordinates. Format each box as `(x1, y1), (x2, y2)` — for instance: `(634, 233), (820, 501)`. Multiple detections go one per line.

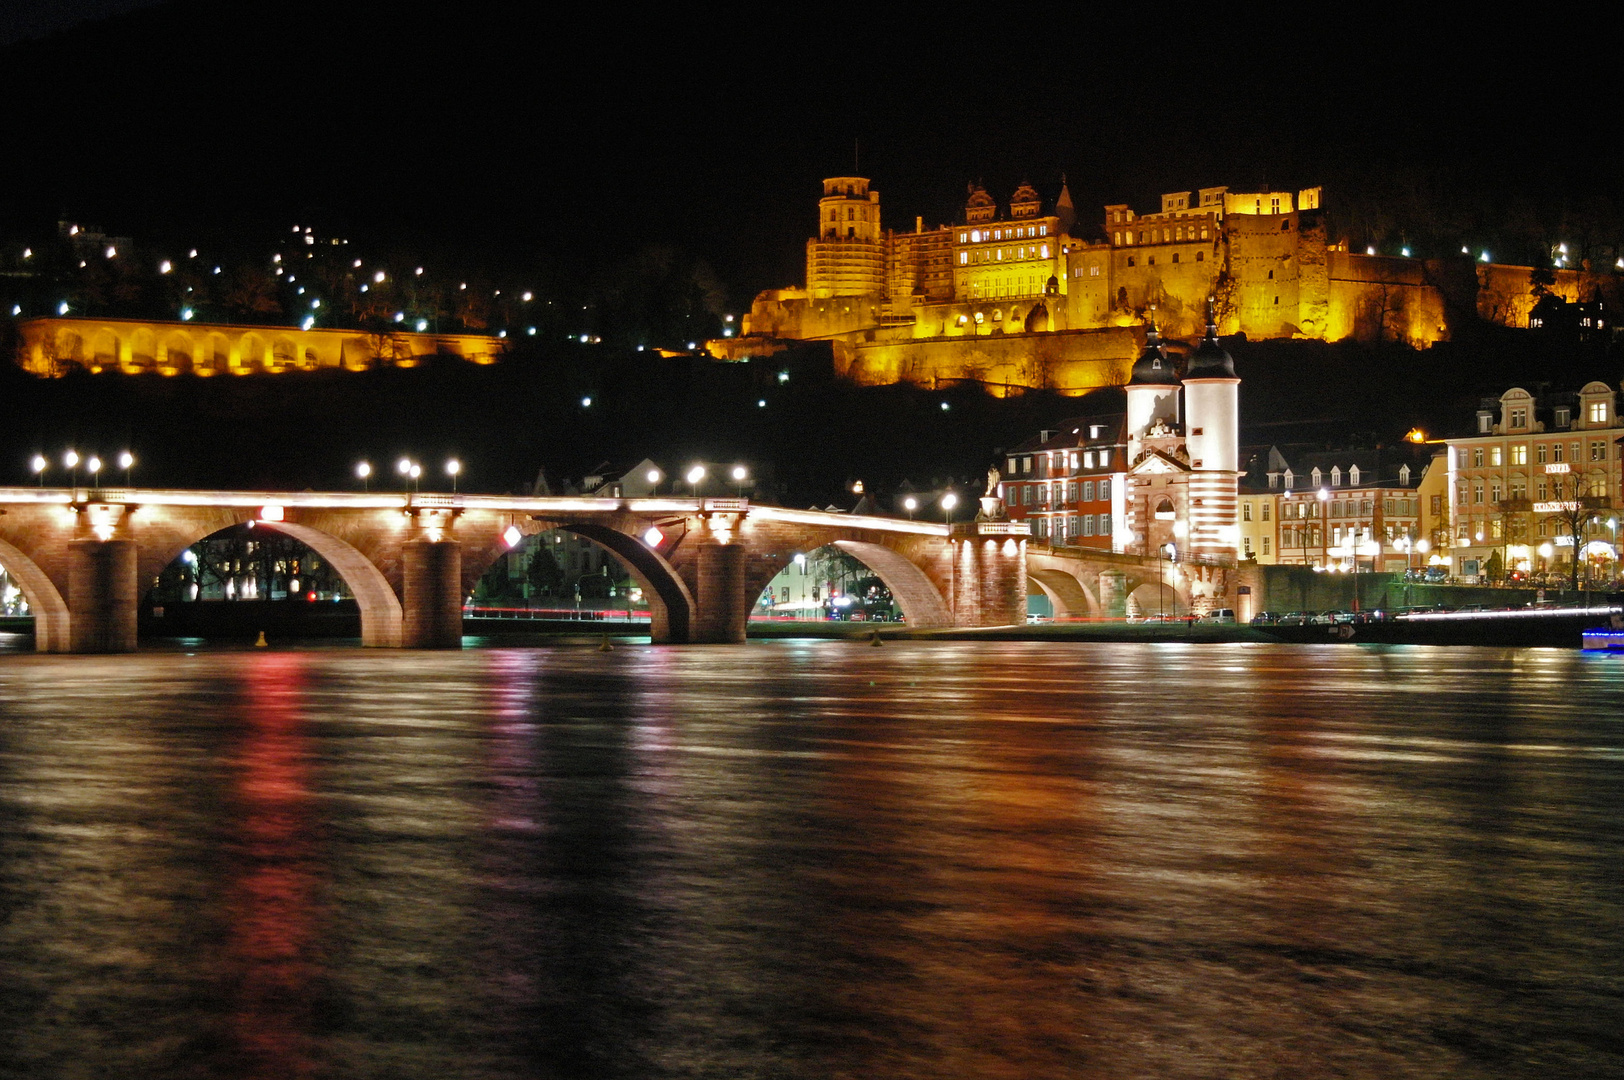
(1545, 471), (1608, 592)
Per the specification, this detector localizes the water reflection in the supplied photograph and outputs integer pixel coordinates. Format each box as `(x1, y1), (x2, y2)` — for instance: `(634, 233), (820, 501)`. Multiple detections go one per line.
(0, 642), (1619, 1078)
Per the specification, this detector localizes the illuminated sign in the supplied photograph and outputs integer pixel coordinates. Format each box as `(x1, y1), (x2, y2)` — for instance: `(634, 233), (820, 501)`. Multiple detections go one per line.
(1544, 463), (1571, 474)
(1533, 501), (1581, 513)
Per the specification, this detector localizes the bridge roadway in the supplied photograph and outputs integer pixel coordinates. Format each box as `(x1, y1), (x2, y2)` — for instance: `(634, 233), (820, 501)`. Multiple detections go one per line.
(0, 487), (1229, 652)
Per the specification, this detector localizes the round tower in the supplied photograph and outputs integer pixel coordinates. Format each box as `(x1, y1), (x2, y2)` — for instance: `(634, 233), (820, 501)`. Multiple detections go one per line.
(806, 177), (885, 298)
(1124, 322), (1181, 464)
(1182, 301), (1240, 558)
(1182, 303), (1239, 474)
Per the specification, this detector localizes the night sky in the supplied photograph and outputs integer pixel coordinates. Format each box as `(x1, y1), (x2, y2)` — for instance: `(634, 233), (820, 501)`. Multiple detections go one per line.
(2, 4), (1618, 302)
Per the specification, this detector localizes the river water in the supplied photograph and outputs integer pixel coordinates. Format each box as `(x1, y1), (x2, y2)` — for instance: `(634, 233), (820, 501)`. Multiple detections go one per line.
(0, 639), (1620, 1079)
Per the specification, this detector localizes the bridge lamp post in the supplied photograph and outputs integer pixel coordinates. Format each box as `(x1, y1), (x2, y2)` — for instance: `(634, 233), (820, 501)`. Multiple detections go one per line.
(397, 457), (413, 494)
(31, 455), (46, 487)
(941, 491), (958, 527)
(118, 451), (134, 488)
(645, 467), (663, 495)
(903, 496), (917, 520)
(64, 451), (79, 499)
(686, 465), (706, 498)
(731, 465), (748, 497)
(941, 492), (960, 620)
(409, 463), (422, 493)
(86, 456), (102, 491)
(446, 459), (461, 494)
(356, 461), (372, 492)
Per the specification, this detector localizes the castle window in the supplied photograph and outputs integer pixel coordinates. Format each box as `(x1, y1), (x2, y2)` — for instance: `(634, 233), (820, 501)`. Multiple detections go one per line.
(1147, 256), (1155, 266)
(1114, 232), (1122, 245)
(1200, 227), (1209, 240)
(960, 252), (967, 264)
(1127, 257), (1135, 267)
(847, 208), (854, 220)
(960, 232), (967, 242)
(1138, 231), (1145, 243)
(1196, 251), (1204, 262)
(1281, 219), (1291, 231)
(1172, 252), (1180, 263)
(1090, 264), (1100, 276)
(1274, 296), (1279, 304)
(1040, 226), (1047, 235)
(1175, 226), (1184, 241)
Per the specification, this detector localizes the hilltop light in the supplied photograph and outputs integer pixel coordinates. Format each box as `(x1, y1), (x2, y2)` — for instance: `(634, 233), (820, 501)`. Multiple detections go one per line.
(1401, 247), (1411, 257)
(159, 260), (172, 274)
(1480, 251), (1491, 263)
(1366, 246), (1375, 255)
(415, 319), (428, 332)
(373, 271), (386, 283)
(57, 302), (69, 315)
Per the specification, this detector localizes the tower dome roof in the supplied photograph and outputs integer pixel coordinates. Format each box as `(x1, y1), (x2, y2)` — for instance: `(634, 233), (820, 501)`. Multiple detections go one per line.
(1186, 301), (1236, 379)
(1128, 323), (1180, 386)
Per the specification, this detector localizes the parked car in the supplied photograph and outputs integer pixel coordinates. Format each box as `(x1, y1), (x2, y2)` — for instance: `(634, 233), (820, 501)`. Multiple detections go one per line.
(1278, 611), (1315, 626)
(1249, 611), (1281, 625)
(1200, 609), (1237, 623)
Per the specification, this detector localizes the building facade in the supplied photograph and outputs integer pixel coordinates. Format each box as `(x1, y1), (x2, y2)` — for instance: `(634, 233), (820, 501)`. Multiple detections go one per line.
(1445, 383), (1623, 581)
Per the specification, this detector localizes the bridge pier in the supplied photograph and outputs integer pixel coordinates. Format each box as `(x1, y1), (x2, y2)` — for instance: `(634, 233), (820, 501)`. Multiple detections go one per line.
(946, 532), (1027, 627)
(402, 539), (463, 648)
(1098, 570), (1128, 619)
(67, 538), (138, 653)
(691, 540), (748, 643)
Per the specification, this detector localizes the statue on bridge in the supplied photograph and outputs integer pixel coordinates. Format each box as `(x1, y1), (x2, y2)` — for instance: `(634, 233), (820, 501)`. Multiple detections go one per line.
(978, 465), (1006, 522)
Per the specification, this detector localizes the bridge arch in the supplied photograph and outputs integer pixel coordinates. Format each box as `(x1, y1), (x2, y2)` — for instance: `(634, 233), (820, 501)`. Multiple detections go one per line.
(0, 537), (71, 652)
(562, 524), (694, 643)
(470, 519), (696, 644)
(147, 519), (404, 647)
(1028, 566), (1098, 620)
(780, 539), (953, 628)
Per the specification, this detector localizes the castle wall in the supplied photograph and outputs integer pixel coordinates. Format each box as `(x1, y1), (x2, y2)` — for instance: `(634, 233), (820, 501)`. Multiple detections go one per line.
(835, 326), (1136, 397)
(16, 317), (503, 377)
(1325, 252), (1448, 346)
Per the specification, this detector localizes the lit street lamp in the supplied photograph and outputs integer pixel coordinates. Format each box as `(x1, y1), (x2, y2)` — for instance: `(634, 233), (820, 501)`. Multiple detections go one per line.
(686, 465), (706, 497)
(118, 451), (134, 487)
(31, 454), (46, 487)
(356, 461), (372, 492)
(446, 459), (461, 493)
(86, 456), (102, 489)
(903, 495), (917, 520)
(941, 491), (959, 527)
(731, 464), (748, 497)
(64, 451), (79, 497)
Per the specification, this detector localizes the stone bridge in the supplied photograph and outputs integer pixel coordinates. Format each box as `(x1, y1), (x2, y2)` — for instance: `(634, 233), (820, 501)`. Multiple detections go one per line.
(0, 487), (1034, 652)
(1026, 544), (1235, 619)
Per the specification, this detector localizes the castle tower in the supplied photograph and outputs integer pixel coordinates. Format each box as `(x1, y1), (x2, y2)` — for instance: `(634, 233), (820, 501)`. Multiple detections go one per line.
(1055, 176), (1076, 236)
(806, 177), (885, 298)
(1182, 302), (1240, 558)
(1124, 322), (1181, 465)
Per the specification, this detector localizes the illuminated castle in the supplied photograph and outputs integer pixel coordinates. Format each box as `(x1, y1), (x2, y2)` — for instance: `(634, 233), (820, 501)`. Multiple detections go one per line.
(716, 175), (1620, 396)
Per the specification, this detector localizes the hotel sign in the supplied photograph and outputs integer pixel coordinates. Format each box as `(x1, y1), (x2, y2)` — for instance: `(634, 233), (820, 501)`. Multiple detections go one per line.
(1544, 463), (1570, 474)
(1533, 501), (1581, 513)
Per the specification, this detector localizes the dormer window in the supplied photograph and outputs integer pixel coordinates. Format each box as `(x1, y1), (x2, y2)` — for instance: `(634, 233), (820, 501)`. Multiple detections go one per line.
(1311, 467), (1322, 487)
(1510, 407), (1527, 429)
(1555, 407), (1571, 427)
(1283, 469), (1294, 489)
(1268, 473), (1279, 489)
(1330, 466), (1342, 486)
(1478, 413), (1493, 433)
(1349, 465), (1361, 485)
(1399, 464), (1411, 485)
